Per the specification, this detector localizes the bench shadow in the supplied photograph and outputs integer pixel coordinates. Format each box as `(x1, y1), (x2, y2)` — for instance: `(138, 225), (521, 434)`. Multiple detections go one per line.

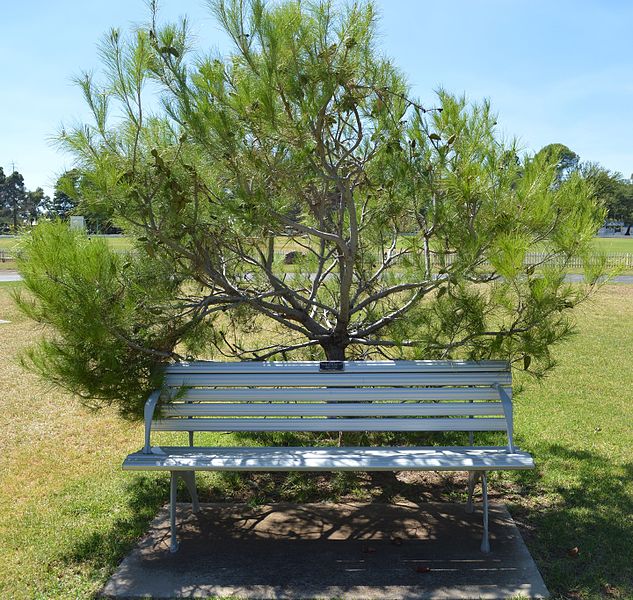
(103, 501), (543, 599)
(55, 439), (633, 599)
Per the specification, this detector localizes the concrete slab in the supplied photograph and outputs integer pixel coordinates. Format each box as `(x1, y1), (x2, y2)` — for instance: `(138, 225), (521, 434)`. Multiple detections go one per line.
(101, 502), (548, 599)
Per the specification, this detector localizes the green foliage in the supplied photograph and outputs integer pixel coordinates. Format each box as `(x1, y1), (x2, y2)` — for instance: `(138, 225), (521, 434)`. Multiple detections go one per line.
(0, 169), (27, 232)
(39, 169), (119, 233)
(16, 0), (607, 415)
(0, 167), (50, 231)
(581, 163), (633, 226)
(535, 143), (579, 184)
(14, 221), (214, 418)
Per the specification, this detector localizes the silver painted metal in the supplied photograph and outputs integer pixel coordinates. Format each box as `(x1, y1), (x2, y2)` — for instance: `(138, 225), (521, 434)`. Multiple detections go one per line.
(151, 417), (509, 433)
(130, 359), (532, 554)
(143, 390), (161, 454)
(168, 471), (200, 553)
(481, 471), (490, 553)
(164, 359), (511, 374)
(495, 384), (515, 452)
(161, 402), (505, 417)
(165, 372), (512, 387)
(466, 471), (479, 513)
(124, 446), (535, 472)
(174, 387), (505, 402)
(169, 472), (179, 553)
(179, 471), (200, 513)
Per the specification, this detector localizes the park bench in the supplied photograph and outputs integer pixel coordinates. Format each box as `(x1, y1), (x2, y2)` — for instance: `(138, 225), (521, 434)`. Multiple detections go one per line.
(123, 360), (534, 553)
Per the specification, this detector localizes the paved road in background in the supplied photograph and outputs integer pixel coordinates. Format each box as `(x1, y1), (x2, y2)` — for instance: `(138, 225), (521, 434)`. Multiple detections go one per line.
(0, 272), (21, 282)
(3, 270), (633, 284)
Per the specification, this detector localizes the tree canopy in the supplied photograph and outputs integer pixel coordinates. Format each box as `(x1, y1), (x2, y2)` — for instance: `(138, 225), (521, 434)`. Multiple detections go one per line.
(0, 166), (50, 231)
(535, 143), (579, 185)
(580, 164), (633, 228)
(17, 0), (606, 418)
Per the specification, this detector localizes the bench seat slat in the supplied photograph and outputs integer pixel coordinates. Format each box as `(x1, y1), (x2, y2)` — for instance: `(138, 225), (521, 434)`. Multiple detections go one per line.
(123, 446), (534, 472)
(165, 372), (512, 387)
(151, 417), (507, 432)
(161, 402), (505, 417)
(164, 360), (510, 374)
(174, 387), (508, 402)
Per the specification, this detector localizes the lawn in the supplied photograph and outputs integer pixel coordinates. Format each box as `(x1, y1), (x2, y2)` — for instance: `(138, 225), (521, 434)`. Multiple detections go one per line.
(2, 234), (633, 253)
(0, 281), (632, 598)
(592, 237), (633, 253)
(0, 235), (132, 253)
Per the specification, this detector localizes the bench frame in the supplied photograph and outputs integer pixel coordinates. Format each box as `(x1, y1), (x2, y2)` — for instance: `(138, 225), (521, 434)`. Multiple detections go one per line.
(124, 360), (534, 553)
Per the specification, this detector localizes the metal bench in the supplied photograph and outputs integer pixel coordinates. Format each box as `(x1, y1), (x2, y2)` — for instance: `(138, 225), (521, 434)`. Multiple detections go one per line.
(123, 360), (534, 553)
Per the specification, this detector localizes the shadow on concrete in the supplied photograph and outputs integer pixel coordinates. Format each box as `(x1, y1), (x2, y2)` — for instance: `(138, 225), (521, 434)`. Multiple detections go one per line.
(100, 502), (549, 599)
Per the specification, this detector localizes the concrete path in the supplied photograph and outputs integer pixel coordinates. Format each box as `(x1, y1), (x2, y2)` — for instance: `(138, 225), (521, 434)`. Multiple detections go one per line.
(0, 270), (21, 282)
(101, 502), (548, 599)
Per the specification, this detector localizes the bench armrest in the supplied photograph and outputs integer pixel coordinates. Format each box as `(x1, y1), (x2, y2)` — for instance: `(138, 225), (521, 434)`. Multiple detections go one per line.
(494, 384), (515, 453)
(143, 390), (162, 454)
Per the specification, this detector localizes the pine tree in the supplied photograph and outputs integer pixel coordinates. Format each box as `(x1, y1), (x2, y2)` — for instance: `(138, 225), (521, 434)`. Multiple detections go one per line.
(17, 0), (606, 417)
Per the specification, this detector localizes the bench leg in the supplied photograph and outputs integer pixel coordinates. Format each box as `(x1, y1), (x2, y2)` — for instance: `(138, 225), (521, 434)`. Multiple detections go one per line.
(180, 471), (200, 513)
(480, 471), (490, 553)
(169, 471), (179, 553)
(466, 471), (479, 513)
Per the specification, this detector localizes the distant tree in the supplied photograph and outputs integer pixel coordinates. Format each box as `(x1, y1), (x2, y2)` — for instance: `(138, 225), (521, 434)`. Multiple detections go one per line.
(43, 169), (119, 233)
(0, 167), (6, 230)
(1, 170), (27, 232)
(43, 170), (80, 220)
(24, 187), (49, 225)
(580, 164), (633, 230)
(535, 144), (579, 184)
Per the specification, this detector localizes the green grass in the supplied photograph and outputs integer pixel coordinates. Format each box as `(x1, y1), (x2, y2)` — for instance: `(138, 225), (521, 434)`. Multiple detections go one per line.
(0, 284), (632, 598)
(591, 237), (633, 252)
(2, 233), (632, 252)
(0, 235), (132, 253)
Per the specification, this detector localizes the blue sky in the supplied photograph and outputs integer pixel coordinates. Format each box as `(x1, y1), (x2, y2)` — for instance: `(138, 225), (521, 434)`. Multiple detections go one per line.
(1, 0), (632, 196)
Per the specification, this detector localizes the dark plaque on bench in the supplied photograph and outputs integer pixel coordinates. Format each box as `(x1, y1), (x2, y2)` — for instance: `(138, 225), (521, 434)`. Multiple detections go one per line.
(319, 361), (344, 372)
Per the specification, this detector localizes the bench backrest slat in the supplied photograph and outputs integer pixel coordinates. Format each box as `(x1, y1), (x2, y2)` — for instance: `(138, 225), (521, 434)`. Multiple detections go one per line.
(165, 372), (511, 387)
(176, 387), (507, 402)
(152, 417), (509, 433)
(145, 360), (515, 451)
(164, 359), (509, 374)
(161, 402), (505, 417)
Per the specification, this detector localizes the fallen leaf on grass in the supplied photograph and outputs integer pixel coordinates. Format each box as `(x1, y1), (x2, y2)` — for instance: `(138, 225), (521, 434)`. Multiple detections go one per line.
(415, 566), (432, 573)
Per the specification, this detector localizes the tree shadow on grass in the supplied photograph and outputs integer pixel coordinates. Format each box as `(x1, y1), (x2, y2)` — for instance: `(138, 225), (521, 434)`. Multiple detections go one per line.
(58, 474), (168, 581)
(505, 444), (633, 599)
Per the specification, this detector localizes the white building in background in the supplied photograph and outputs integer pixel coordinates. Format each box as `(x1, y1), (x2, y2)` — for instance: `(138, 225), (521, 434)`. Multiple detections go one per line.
(597, 220), (627, 236)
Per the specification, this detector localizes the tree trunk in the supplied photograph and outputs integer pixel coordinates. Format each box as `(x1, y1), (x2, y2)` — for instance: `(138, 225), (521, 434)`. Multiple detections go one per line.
(323, 342), (346, 361)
